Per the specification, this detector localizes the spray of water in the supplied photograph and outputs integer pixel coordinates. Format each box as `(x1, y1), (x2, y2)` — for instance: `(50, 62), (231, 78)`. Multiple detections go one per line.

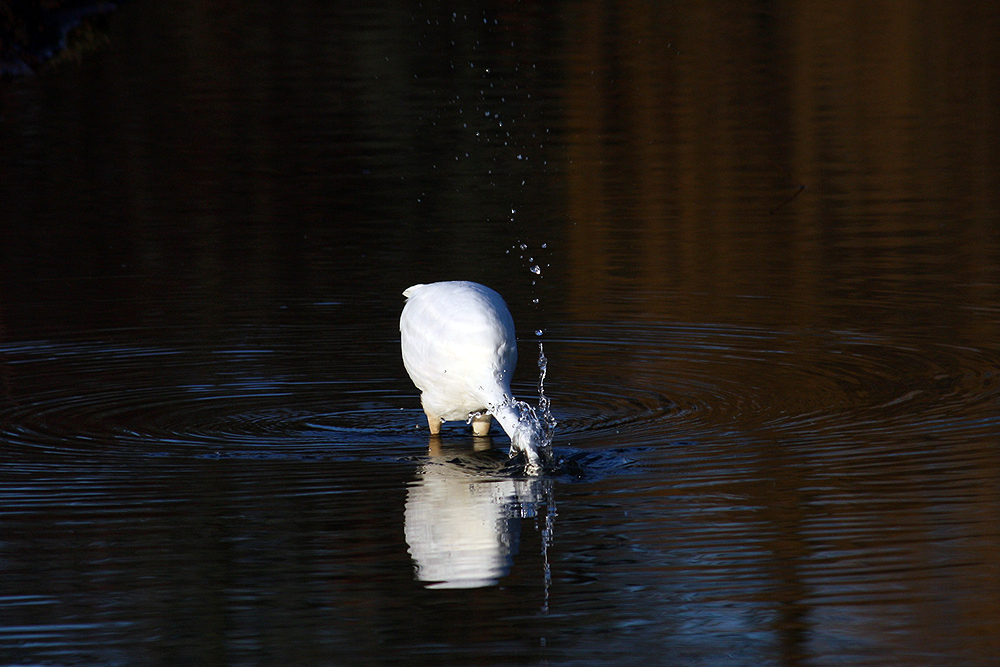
(505, 240), (556, 473)
(537, 341), (556, 432)
(506, 345), (558, 477)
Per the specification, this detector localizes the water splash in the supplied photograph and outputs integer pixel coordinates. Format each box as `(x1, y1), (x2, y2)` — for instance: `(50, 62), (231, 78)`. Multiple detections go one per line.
(502, 240), (555, 472)
(537, 341), (556, 436)
(507, 342), (557, 475)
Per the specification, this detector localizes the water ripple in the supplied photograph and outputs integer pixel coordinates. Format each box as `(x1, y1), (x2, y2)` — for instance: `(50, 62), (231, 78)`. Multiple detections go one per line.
(542, 322), (1000, 451)
(0, 339), (418, 462)
(5, 326), (999, 471)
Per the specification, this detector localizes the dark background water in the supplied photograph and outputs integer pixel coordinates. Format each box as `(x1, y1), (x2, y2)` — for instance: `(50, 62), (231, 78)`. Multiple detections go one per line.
(2, 1), (999, 665)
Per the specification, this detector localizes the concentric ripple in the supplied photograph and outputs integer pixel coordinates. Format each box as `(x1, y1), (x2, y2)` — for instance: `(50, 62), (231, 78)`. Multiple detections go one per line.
(0, 339), (421, 462)
(4, 325), (1000, 472)
(538, 322), (1000, 449)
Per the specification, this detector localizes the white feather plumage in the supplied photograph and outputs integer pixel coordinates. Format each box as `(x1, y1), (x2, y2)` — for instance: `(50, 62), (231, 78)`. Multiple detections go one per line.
(400, 281), (543, 467)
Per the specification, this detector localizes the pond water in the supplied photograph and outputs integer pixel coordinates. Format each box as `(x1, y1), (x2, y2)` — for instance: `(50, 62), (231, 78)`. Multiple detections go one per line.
(2, 1), (1000, 665)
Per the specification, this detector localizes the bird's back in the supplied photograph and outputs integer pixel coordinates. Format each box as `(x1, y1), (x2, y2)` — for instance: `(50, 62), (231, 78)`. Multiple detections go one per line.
(400, 282), (517, 420)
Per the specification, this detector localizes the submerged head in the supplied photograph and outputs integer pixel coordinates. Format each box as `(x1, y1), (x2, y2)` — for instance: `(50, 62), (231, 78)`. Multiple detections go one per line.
(502, 399), (556, 475)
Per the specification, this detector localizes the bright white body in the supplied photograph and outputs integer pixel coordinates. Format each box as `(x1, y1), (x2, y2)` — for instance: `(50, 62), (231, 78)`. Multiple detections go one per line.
(400, 281), (540, 466)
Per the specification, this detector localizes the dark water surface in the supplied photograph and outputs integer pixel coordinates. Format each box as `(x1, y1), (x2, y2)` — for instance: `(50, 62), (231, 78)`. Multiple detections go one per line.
(2, 2), (1000, 665)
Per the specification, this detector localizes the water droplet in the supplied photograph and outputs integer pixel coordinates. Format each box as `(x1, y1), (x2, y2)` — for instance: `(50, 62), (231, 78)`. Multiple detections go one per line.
(532, 298), (539, 304)
(530, 265), (542, 275)
(535, 329), (543, 337)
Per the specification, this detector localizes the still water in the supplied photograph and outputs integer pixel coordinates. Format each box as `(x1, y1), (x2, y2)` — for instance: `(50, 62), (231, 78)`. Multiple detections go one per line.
(2, 1), (1000, 665)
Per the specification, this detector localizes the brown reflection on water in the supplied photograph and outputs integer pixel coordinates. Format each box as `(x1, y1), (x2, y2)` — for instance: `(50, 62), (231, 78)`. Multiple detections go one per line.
(560, 2), (1000, 659)
(562, 0), (1000, 334)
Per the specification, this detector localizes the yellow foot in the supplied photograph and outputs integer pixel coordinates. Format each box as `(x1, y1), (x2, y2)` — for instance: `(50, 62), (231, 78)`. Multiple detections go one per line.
(471, 414), (492, 436)
(426, 413), (442, 435)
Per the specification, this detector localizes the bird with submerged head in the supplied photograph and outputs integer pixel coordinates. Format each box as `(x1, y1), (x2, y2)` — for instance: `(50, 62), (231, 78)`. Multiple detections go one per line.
(400, 281), (551, 471)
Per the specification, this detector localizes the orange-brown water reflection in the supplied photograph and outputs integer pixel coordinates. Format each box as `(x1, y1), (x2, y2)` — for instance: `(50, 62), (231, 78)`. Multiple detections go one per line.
(562, 1), (1000, 335)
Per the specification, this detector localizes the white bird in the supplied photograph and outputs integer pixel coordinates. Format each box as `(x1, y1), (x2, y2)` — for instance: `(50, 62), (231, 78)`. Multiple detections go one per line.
(400, 281), (547, 469)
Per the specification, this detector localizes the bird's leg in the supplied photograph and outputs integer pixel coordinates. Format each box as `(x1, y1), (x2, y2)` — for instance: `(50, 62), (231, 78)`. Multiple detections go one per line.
(470, 413), (492, 436)
(425, 412), (442, 435)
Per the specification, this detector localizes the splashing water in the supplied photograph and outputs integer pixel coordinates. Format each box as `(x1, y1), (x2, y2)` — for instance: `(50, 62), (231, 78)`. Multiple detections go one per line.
(507, 342), (557, 475)
(502, 239), (555, 473)
(536, 341), (556, 434)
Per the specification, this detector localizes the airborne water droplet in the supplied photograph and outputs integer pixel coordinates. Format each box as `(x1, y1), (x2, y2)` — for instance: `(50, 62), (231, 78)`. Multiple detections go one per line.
(530, 265), (542, 275)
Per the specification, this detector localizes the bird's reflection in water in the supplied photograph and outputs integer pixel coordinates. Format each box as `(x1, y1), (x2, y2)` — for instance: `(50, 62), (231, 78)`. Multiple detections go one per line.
(405, 436), (555, 590)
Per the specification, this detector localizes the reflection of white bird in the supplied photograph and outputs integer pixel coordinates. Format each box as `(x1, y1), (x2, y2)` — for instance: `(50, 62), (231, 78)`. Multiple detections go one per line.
(400, 281), (544, 467)
(404, 459), (521, 589)
(404, 449), (551, 589)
